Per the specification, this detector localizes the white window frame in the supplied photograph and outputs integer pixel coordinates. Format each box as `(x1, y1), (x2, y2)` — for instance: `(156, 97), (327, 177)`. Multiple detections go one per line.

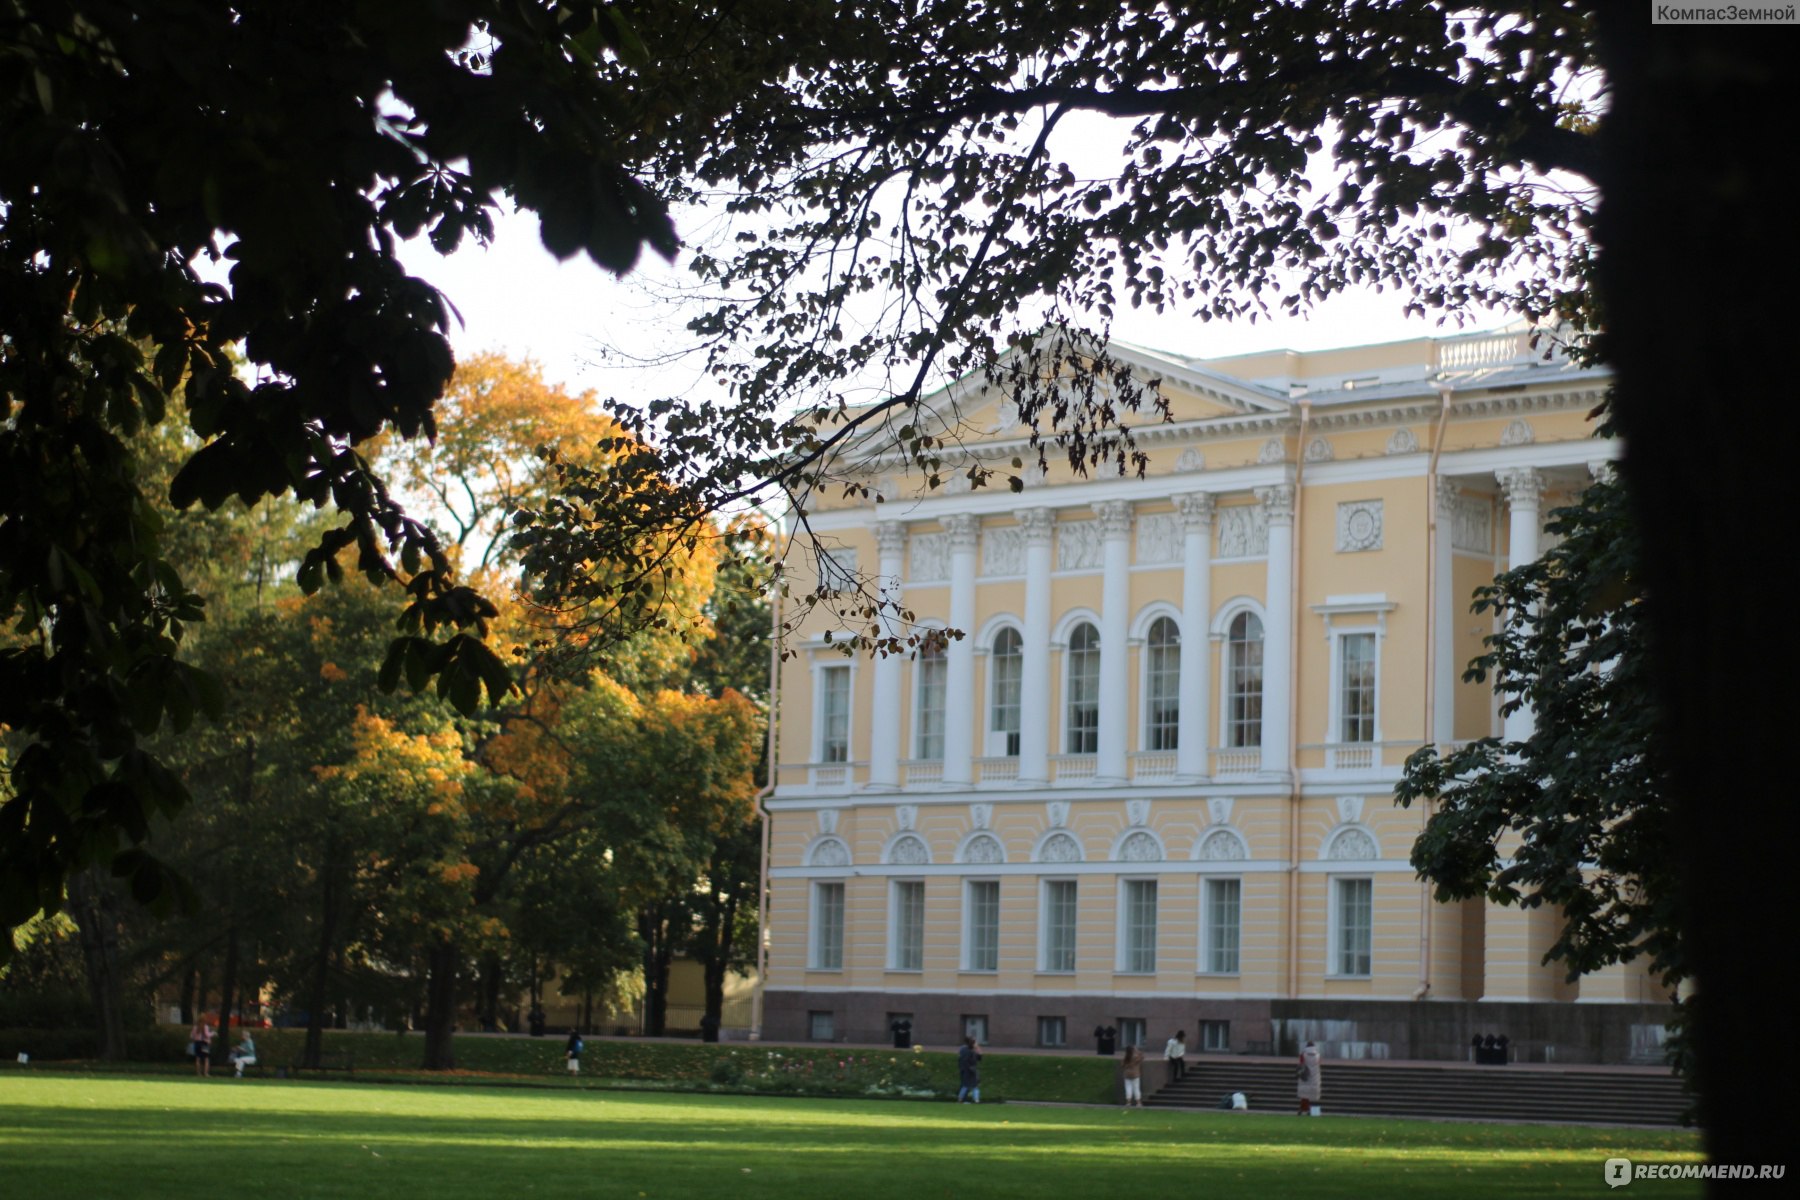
(962, 878), (1000, 972)
(810, 880), (845, 971)
(811, 659), (856, 764)
(1116, 877), (1159, 974)
(889, 878), (926, 972)
(1036, 1015), (1067, 1048)
(1064, 621), (1101, 755)
(1039, 877), (1078, 973)
(1199, 876), (1242, 976)
(1141, 614), (1182, 752)
(985, 624), (1024, 757)
(1328, 875), (1375, 979)
(913, 640), (947, 760)
(1311, 595), (1395, 749)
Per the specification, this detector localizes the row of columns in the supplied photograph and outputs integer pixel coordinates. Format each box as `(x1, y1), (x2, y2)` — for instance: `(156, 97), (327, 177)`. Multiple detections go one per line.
(862, 486), (1298, 791)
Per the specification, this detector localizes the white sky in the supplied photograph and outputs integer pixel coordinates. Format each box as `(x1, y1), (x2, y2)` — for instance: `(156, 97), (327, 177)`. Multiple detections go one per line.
(396, 201), (1504, 405)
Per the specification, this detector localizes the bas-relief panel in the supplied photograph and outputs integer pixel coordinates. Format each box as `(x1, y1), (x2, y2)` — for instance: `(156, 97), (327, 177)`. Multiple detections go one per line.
(1215, 505), (1268, 558)
(1057, 520), (1103, 570)
(910, 532), (949, 582)
(1134, 513), (1182, 565)
(981, 526), (1023, 576)
(1335, 501), (1383, 553)
(1451, 495), (1493, 554)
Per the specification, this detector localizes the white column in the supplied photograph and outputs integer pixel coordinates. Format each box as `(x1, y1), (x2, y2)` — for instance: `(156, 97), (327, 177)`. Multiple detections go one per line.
(1175, 492), (1215, 780)
(1255, 484), (1295, 776)
(1432, 479), (1459, 746)
(943, 513), (980, 787)
(1095, 500), (1133, 784)
(1496, 468), (1544, 746)
(1016, 508), (1055, 784)
(1484, 467), (1555, 1003)
(867, 521), (907, 791)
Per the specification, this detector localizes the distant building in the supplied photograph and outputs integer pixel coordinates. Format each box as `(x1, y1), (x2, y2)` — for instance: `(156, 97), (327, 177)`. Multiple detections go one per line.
(761, 325), (1670, 1064)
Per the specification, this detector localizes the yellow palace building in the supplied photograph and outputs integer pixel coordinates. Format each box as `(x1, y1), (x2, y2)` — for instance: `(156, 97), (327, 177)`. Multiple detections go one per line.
(760, 325), (1671, 1064)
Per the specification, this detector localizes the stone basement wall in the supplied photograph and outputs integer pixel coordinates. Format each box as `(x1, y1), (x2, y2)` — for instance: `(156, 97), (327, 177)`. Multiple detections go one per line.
(763, 990), (1675, 1066)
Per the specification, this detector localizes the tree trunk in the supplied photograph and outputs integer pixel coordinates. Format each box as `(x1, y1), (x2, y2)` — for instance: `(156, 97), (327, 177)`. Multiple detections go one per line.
(214, 922), (240, 1070)
(478, 951), (504, 1032)
(1594, 9), (1798, 1176)
(637, 907), (674, 1037)
(302, 851), (339, 1069)
(701, 886), (739, 1037)
(68, 869), (128, 1061)
(179, 962), (196, 1026)
(422, 934), (460, 1070)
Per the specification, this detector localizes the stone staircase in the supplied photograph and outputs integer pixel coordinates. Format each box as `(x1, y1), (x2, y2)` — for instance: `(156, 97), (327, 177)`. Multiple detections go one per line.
(1149, 1056), (1688, 1126)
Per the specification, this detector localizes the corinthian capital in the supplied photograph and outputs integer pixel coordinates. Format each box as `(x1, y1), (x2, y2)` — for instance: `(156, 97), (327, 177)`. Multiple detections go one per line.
(1434, 477), (1461, 518)
(1014, 507), (1056, 545)
(1174, 491), (1216, 529)
(875, 521), (909, 558)
(1093, 499), (1134, 538)
(944, 512), (981, 552)
(1495, 467), (1545, 510)
(1253, 483), (1296, 526)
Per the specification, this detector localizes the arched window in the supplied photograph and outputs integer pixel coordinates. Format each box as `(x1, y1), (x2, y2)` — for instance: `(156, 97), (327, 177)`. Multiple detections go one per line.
(1227, 612), (1264, 749)
(989, 627), (1023, 757)
(915, 640), (946, 760)
(1065, 623), (1100, 754)
(1145, 616), (1181, 751)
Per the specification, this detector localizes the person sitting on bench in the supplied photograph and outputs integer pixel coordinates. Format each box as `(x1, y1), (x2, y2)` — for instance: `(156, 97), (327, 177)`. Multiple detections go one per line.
(229, 1032), (257, 1078)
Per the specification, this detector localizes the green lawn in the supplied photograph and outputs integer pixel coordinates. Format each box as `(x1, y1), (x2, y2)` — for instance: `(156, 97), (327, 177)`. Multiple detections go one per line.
(0, 1075), (1701, 1199)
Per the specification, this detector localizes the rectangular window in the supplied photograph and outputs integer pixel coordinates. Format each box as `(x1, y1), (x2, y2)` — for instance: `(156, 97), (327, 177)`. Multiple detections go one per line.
(1121, 879), (1158, 973)
(963, 1014), (989, 1045)
(820, 665), (850, 762)
(916, 650), (946, 760)
(1042, 879), (1077, 972)
(891, 880), (925, 971)
(1037, 1016), (1067, 1048)
(808, 1011), (834, 1041)
(1335, 877), (1374, 977)
(964, 881), (1008, 978)
(1117, 1017), (1147, 1048)
(1203, 878), (1242, 975)
(965, 880), (999, 972)
(1199, 1020), (1230, 1053)
(1340, 632), (1377, 743)
(812, 882), (844, 970)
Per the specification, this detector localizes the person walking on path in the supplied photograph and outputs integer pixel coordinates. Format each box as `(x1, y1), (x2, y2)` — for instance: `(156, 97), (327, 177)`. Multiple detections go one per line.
(565, 1028), (584, 1075)
(1121, 1043), (1145, 1108)
(189, 1018), (215, 1078)
(956, 1035), (982, 1103)
(1296, 1040), (1322, 1115)
(1163, 1031), (1188, 1083)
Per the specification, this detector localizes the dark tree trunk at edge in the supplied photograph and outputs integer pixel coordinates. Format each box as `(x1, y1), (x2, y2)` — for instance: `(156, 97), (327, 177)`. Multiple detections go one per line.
(1594, 9), (1799, 1182)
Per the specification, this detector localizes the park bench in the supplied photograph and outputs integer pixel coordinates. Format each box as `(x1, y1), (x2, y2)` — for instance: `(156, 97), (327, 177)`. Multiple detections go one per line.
(281, 1053), (355, 1079)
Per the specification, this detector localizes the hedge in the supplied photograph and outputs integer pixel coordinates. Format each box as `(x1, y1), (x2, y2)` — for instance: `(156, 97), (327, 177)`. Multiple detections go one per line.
(0, 1028), (1120, 1104)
